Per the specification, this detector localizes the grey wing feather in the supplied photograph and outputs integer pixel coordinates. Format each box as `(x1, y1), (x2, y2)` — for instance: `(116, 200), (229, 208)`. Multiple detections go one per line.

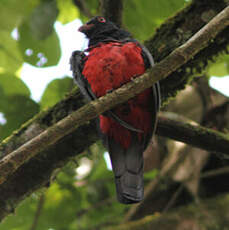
(70, 51), (96, 101)
(140, 44), (161, 112)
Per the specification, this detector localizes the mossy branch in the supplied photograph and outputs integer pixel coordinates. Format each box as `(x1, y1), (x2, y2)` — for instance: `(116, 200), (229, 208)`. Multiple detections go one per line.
(157, 113), (229, 158)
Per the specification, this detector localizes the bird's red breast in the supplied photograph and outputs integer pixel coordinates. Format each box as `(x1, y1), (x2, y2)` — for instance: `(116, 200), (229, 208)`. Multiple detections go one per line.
(82, 41), (152, 149)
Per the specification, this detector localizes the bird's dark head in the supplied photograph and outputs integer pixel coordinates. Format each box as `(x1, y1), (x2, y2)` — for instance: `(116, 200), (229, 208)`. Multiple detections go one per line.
(78, 16), (131, 45)
(78, 16), (116, 38)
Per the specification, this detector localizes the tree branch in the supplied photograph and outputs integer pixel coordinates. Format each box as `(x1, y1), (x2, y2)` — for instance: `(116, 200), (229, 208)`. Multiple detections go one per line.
(100, 0), (123, 27)
(0, 5), (228, 187)
(72, 0), (93, 18)
(29, 193), (45, 230)
(157, 113), (229, 158)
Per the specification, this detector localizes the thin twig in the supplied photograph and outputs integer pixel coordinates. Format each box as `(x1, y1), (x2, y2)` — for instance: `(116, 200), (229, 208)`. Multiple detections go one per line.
(0, 6), (228, 186)
(162, 166), (229, 213)
(201, 167), (229, 179)
(29, 193), (45, 230)
(72, 0), (93, 18)
(124, 164), (229, 222)
(162, 184), (184, 213)
(161, 166), (229, 214)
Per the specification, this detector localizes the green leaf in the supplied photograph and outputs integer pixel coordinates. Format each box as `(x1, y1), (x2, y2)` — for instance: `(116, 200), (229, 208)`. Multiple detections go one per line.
(0, 95), (39, 140)
(123, 0), (187, 41)
(0, 73), (37, 140)
(0, 30), (23, 73)
(0, 195), (39, 230)
(0, 0), (39, 31)
(41, 183), (81, 230)
(208, 54), (229, 77)
(0, 73), (30, 98)
(144, 169), (158, 180)
(30, 0), (58, 40)
(40, 77), (73, 108)
(76, 0), (187, 41)
(57, 0), (79, 24)
(18, 20), (61, 67)
(85, 0), (99, 12)
(88, 154), (112, 182)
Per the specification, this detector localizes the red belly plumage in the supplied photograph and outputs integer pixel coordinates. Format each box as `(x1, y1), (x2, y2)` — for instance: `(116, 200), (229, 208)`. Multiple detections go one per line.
(82, 42), (152, 149)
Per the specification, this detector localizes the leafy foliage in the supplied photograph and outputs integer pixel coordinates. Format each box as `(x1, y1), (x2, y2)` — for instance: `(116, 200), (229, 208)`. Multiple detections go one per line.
(123, 0), (187, 40)
(40, 77), (73, 108)
(0, 30), (23, 73)
(0, 0), (228, 229)
(208, 54), (229, 77)
(18, 21), (61, 67)
(0, 147), (126, 230)
(0, 74), (39, 140)
(57, 0), (80, 24)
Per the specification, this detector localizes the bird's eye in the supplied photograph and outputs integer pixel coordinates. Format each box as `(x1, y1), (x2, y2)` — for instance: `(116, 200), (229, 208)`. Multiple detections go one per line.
(98, 17), (106, 23)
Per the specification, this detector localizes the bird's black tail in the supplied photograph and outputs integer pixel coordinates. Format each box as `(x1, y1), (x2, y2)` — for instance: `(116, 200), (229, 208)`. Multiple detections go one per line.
(107, 136), (144, 204)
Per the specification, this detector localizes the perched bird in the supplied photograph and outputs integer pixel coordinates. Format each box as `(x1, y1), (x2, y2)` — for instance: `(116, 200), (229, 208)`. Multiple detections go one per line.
(70, 16), (160, 204)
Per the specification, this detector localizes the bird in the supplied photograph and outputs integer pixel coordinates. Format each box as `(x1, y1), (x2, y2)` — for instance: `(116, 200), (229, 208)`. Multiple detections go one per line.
(70, 16), (160, 204)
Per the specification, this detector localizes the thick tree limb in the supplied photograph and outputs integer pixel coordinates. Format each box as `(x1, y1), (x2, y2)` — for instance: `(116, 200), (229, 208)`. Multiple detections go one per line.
(157, 113), (229, 158)
(0, 5), (228, 187)
(100, 0), (123, 27)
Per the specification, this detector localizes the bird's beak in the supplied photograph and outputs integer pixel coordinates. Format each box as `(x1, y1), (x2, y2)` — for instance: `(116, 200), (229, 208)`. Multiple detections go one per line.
(78, 23), (94, 33)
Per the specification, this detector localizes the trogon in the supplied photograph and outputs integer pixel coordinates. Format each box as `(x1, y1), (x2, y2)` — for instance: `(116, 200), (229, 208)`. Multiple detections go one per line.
(70, 16), (160, 204)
